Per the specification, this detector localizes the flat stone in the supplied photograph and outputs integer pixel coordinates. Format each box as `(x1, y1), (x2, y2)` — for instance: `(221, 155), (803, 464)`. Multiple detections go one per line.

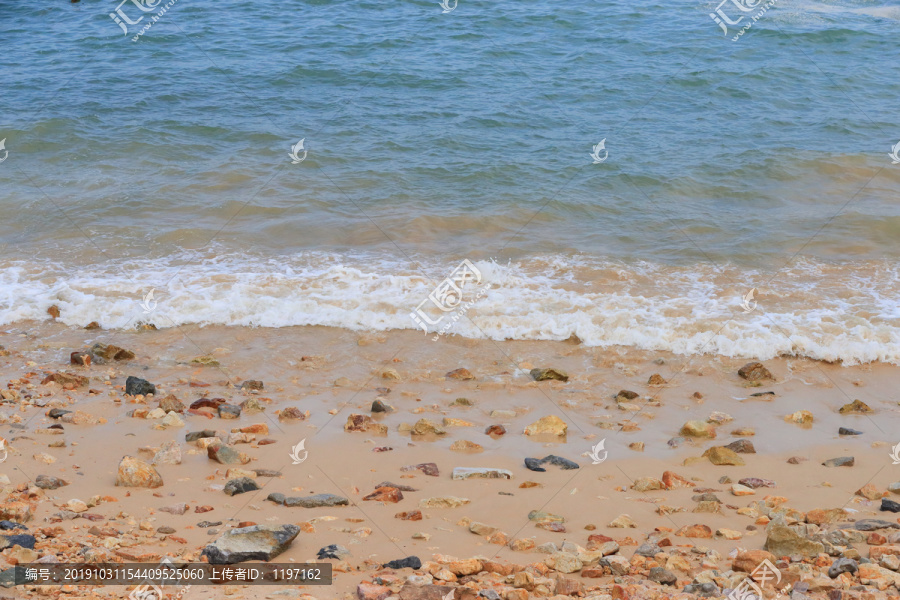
(765, 521), (825, 557)
(200, 524), (299, 564)
(240, 380), (264, 391)
(839, 427), (863, 436)
(855, 519), (900, 531)
(401, 463), (439, 477)
(159, 503), (189, 515)
(445, 368), (475, 380)
(822, 456), (854, 467)
(185, 430), (217, 442)
(283, 494), (349, 508)
(34, 475), (68, 490)
(725, 439), (756, 453)
(839, 399), (873, 414)
(419, 496), (470, 509)
(524, 415), (567, 436)
(411, 418), (446, 436)
(451, 467), (513, 480)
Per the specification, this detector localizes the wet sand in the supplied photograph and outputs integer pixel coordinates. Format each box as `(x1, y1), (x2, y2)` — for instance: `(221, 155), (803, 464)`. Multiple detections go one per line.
(2, 322), (899, 599)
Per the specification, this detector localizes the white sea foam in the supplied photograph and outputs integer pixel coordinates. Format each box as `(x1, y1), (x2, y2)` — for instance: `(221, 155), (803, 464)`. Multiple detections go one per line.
(1, 252), (898, 365)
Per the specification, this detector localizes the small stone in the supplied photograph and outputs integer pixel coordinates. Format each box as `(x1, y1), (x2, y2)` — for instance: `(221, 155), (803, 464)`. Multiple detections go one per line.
(115, 456), (163, 488)
(283, 494), (349, 508)
(839, 427), (863, 435)
(662, 471), (693, 489)
(629, 442), (645, 451)
(239, 397), (265, 413)
(207, 444), (250, 465)
(278, 407), (307, 421)
(765, 520), (825, 557)
(725, 439), (756, 453)
(822, 456), (854, 467)
(608, 514), (636, 528)
(158, 395), (185, 413)
(159, 503), (189, 515)
(363, 487), (403, 503)
(445, 368), (475, 380)
(738, 362), (773, 381)
(828, 558), (859, 578)
(857, 483), (883, 500)
(530, 368), (568, 382)
(677, 524), (713, 538)
(382, 556), (422, 570)
(185, 430), (217, 442)
(881, 499), (900, 513)
(412, 418), (446, 436)
(316, 544), (351, 560)
(35, 475), (68, 490)
(703, 446), (745, 466)
(738, 477), (775, 489)
(125, 376), (156, 396)
(70, 351), (91, 366)
(41, 372), (89, 389)
(839, 399), (873, 414)
(632, 477), (664, 492)
(451, 467), (512, 480)
(381, 368), (401, 381)
(524, 415), (567, 436)
(449, 440), (483, 452)
(648, 567), (676, 585)
(401, 463), (439, 477)
(648, 374), (666, 386)
(419, 497), (470, 509)
(680, 420), (716, 438)
(218, 404), (241, 419)
(371, 399), (391, 413)
(395, 510), (422, 521)
(240, 380), (264, 391)
(160, 412), (184, 428)
(152, 440), (182, 465)
(224, 477), (259, 496)
(485, 424), (506, 436)
(731, 484), (755, 496)
(785, 410), (814, 426)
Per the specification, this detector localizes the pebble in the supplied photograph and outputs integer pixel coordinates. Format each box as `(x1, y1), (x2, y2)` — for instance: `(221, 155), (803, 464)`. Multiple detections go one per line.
(125, 376), (156, 396)
(839, 427), (863, 435)
(822, 456), (855, 467)
(224, 477), (260, 496)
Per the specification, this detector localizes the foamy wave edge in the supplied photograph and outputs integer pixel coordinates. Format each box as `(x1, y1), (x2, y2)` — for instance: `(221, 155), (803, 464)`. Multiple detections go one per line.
(1, 254), (898, 366)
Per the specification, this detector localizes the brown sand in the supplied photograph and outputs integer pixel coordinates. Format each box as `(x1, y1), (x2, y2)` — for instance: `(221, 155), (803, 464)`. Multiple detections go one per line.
(1, 321), (899, 599)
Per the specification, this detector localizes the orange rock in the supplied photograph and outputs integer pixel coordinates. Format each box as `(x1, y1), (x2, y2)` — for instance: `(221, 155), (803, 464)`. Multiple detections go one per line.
(363, 487), (403, 503)
(675, 524), (713, 538)
(869, 546), (900, 561)
(448, 559), (482, 576)
(661, 471), (693, 489)
(868, 532), (888, 545)
(733, 550), (776, 573)
(857, 483), (884, 501)
(237, 424), (269, 435)
(395, 510), (422, 521)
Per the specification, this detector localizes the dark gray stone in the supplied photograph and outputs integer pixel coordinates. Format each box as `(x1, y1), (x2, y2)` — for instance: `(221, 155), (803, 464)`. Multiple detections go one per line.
(185, 430), (217, 442)
(382, 556), (422, 570)
(649, 567), (677, 585)
(634, 543), (662, 557)
(881, 499), (900, 513)
(854, 519), (900, 531)
(0, 534), (35, 550)
(828, 558), (858, 578)
(200, 524), (300, 564)
(838, 427), (862, 436)
(316, 544), (351, 560)
(125, 376), (156, 396)
(224, 477), (259, 496)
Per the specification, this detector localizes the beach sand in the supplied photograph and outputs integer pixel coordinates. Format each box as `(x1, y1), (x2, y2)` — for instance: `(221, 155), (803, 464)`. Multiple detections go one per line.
(1, 321), (898, 599)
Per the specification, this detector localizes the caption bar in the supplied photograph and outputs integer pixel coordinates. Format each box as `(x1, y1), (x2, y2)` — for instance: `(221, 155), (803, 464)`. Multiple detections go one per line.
(15, 563), (333, 586)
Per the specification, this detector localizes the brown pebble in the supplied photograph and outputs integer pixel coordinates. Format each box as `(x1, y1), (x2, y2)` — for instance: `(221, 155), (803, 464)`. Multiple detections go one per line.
(47, 305), (60, 319)
(194, 506), (214, 513)
(258, 439), (277, 445)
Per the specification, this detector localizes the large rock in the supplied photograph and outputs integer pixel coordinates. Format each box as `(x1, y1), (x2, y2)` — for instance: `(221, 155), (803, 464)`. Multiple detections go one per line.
(115, 456), (163, 488)
(200, 524), (300, 564)
(765, 520), (825, 558)
(738, 362), (773, 381)
(524, 415), (567, 436)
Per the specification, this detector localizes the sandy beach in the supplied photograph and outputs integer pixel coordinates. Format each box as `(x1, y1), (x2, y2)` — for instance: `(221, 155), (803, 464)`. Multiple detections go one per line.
(0, 321), (898, 599)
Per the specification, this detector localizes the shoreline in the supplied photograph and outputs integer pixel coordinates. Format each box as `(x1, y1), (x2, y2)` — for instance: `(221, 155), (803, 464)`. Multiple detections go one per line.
(1, 322), (898, 598)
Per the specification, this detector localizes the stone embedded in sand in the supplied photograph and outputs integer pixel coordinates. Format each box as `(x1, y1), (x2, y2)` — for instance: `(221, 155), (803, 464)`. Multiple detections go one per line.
(840, 399), (873, 414)
(648, 373), (666, 386)
(395, 510), (422, 521)
(158, 395), (184, 413)
(159, 503), (189, 515)
(738, 477), (775, 489)
(41, 372), (89, 389)
(185, 429), (217, 442)
(679, 420), (716, 439)
(201, 524), (299, 564)
(529, 367), (569, 383)
(765, 520), (825, 557)
(401, 463), (439, 477)
(363, 487), (403, 503)
(451, 467), (512, 480)
(839, 427), (863, 436)
(445, 368), (475, 380)
(91, 343), (135, 361)
(218, 404), (241, 419)
(733, 549), (776, 572)
(34, 475), (68, 490)
(661, 471), (692, 489)
(725, 439), (756, 454)
(716, 528), (743, 540)
(616, 389), (639, 401)
(442, 417), (473, 427)
(70, 351), (91, 366)
(469, 521), (498, 536)
(785, 410), (814, 426)
(738, 361), (773, 381)
(822, 456), (854, 467)
(345, 414), (386, 434)
(703, 446), (745, 466)
(115, 456), (163, 488)
(381, 368), (401, 381)
(371, 399), (390, 413)
(278, 407), (307, 421)
(524, 415), (567, 437)
(676, 524), (712, 538)
(240, 380), (264, 391)
(239, 397), (265, 414)
(224, 477), (260, 497)
(707, 411), (733, 424)
(632, 477), (664, 492)
(449, 440), (483, 452)
(805, 508), (848, 525)
(857, 484), (884, 501)
(282, 494), (349, 508)
(419, 496), (470, 509)
(207, 444), (250, 465)
(608, 514), (636, 528)
(125, 376), (156, 396)
(412, 418), (446, 436)
(151, 440), (182, 465)
(160, 412), (184, 428)
(545, 551), (582, 574)
(649, 567), (677, 585)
